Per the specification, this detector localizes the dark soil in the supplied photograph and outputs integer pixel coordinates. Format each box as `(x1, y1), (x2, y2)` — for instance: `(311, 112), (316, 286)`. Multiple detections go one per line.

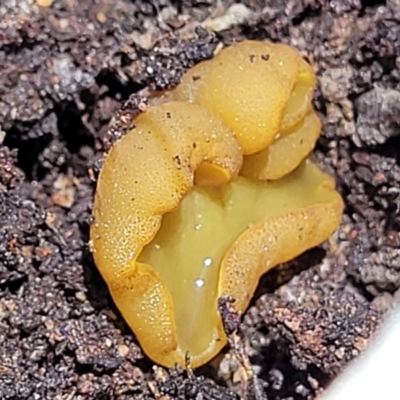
(0, 0), (399, 399)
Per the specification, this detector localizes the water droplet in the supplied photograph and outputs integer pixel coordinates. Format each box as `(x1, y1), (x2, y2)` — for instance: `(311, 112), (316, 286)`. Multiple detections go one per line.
(195, 223), (202, 230)
(195, 278), (205, 288)
(155, 244), (161, 250)
(203, 257), (213, 267)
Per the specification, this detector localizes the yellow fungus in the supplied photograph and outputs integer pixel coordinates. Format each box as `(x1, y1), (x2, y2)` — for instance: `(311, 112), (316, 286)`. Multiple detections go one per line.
(90, 40), (344, 369)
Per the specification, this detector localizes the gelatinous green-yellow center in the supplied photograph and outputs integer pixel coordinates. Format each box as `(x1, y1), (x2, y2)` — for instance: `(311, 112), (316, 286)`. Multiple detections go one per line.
(138, 162), (335, 357)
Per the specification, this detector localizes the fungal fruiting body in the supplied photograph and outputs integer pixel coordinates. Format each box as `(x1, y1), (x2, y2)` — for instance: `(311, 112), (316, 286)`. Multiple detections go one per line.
(91, 40), (344, 369)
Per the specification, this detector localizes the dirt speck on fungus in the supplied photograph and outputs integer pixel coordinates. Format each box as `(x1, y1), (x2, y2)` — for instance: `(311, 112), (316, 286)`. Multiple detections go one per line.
(0, 0), (398, 399)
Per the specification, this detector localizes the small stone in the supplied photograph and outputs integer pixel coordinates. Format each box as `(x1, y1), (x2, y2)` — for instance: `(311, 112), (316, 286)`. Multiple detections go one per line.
(52, 175), (75, 208)
(334, 347), (345, 360)
(118, 344), (130, 358)
(96, 11), (107, 24)
(353, 86), (400, 146)
(0, 126), (5, 145)
(201, 4), (252, 32)
(36, 0), (53, 7)
(75, 291), (87, 302)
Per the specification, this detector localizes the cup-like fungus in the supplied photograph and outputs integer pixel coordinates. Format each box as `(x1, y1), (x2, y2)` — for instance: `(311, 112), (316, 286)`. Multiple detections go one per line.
(91, 40), (344, 369)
